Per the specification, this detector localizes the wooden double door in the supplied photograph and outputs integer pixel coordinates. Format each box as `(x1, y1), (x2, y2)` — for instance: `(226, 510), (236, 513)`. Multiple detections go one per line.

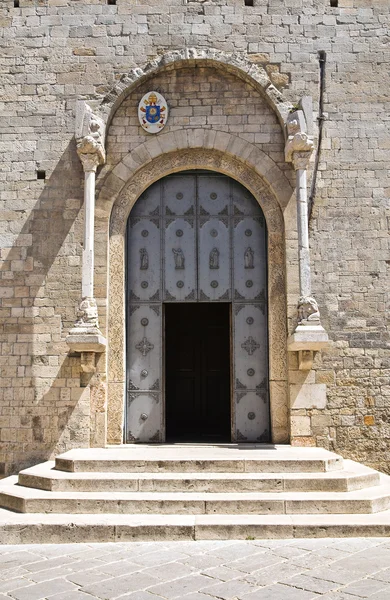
(126, 171), (270, 443)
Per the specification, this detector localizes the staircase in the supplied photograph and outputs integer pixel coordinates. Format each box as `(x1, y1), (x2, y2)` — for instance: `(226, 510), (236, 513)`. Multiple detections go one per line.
(1, 445), (390, 544)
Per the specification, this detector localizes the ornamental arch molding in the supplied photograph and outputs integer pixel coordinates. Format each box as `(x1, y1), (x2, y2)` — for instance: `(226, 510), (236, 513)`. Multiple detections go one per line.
(94, 48), (294, 134)
(97, 129), (293, 216)
(104, 146), (290, 447)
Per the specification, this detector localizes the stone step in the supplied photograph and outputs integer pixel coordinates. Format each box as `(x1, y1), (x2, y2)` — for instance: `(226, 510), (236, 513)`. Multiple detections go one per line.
(2, 510), (390, 545)
(54, 445), (344, 473)
(18, 460), (380, 493)
(2, 475), (390, 515)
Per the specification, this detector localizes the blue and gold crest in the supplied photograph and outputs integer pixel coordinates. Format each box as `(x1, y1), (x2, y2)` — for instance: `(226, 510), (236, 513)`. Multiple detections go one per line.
(138, 91), (168, 134)
(145, 104), (161, 124)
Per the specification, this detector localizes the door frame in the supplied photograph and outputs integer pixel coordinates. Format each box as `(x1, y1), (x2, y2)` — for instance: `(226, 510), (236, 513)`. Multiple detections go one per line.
(107, 149), (289, 446)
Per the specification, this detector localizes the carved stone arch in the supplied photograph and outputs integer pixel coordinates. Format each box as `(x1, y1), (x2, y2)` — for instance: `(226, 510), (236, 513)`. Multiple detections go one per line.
(96, 48), (294, 134)
(106, 147), (289, 447)
(97, 130), (294, 216)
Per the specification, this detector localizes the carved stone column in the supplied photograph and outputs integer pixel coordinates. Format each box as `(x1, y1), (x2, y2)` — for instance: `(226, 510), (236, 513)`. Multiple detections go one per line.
(66, 103), (107, 371)
(285, 110), (328, 369)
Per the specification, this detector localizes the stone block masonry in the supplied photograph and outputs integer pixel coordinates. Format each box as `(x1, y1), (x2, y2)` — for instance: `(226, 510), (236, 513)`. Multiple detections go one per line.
(0, 0), (389, 474)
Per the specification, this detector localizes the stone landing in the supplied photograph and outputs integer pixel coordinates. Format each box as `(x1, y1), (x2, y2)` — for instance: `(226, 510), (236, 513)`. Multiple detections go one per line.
(1, 445), (390, 544)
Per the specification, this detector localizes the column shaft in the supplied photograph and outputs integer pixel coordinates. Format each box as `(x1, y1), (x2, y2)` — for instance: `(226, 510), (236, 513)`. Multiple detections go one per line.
(296, 168), (311, 298)
(82, 169), (95, 299)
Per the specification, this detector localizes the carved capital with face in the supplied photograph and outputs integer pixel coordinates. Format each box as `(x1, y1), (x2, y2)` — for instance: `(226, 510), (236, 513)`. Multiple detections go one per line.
(297, 295), (321, 325)
(76, 296), (99, 328)
(285, 132), (314, 168)
(76, 109), (106, 172)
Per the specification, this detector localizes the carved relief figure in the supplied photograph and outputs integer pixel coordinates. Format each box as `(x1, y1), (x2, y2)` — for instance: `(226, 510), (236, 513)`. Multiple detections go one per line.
(172, 248), (185, 269)
(244, 247), (254, 269)
(139, 248), (149, 270)
(209, 247), (219, 269)
(297, 295), (321, 324)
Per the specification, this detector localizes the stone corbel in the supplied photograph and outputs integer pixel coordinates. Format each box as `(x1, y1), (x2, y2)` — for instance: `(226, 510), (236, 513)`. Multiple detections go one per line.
(285, 107), (329, 369)
(66, 101), (107, 368)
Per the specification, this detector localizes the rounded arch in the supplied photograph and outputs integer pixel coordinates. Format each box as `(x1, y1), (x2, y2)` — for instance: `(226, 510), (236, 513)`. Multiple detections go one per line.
(97, 129), (294, 218)
(106, 148), (289, 447)
(97, 48), (293, 134)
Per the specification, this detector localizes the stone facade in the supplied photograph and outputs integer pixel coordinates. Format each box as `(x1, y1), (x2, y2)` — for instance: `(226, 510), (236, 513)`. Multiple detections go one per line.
(0, 0), (389, 475)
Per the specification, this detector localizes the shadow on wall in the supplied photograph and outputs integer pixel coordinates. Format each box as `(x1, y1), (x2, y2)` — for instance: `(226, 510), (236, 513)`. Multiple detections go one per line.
(0, 139), (92, 475)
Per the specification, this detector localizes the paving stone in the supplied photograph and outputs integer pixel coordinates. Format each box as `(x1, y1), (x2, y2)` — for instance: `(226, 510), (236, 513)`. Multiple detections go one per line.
(115, 593), (161, 600)
(95, 561), (142, 577)
(66, 569), (113, 587)
(9, 579), (78, 600)
(229, 552), (284, 573)
(244, 562), (309, 586)
(199, 578), (256, 599)
(131, 549), (190, 567)
(374, 568), (390, 583)
(23, 556), (78, 573)
(0, 578), (32, 593)
(178, 554), (225, 569)
(241, 583), (318, 600)
(201, 565), (248, 581)
(141, 561), (196, 581)
(82, 572), (160, 600)
(30, 559), (108, 583)
(146, 574), (215, 599)
(207, 542), (267, 561)
(0, 552), (42, 572)
(281, 573), (339, 594)
(306, 565), (362, 585)
(50, 592), (100, 600)
(341, 578), (390, 598)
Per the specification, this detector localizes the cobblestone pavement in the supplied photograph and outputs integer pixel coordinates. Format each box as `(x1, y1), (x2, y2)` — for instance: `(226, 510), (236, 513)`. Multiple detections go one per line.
(0, 538), (390, 599)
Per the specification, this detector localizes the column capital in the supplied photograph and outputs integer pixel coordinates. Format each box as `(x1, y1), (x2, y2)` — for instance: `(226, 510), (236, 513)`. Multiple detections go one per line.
(78, 151), (101, 173)
(291, 150), (312, 171)
(285, 132), (314, 168)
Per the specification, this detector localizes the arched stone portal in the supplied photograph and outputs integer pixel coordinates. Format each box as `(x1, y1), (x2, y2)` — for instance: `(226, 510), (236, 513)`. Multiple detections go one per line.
(106, 147), (289, 447)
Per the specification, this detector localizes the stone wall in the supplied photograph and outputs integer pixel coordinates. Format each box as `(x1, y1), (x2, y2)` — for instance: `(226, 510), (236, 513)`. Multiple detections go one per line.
(0, 0), (389, 474)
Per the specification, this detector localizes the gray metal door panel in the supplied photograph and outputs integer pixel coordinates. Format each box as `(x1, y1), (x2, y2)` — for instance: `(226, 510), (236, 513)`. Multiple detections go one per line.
(128, 218), (161, 302)
(131, 181), (161, 217)
(233, 304), (268, 389)
(127, 172), (270, 443)
(233, 216), (266, 302)
(235, 391), (270, 443)
(198, 175), (230, 216)
(232, 180), (262, 215)
(163, 176), (196, 216)
(198, 217), (231, 301)
(126, 392), (162, 443)
(128, 305), (162, 391)
(164, 217), (196, 301)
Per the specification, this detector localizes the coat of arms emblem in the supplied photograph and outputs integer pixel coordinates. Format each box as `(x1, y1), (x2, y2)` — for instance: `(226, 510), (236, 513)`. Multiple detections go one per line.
(138, 91), (168, 134)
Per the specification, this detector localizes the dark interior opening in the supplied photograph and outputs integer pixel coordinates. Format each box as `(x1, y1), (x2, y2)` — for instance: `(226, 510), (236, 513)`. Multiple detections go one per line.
(165, 303), (231, 442)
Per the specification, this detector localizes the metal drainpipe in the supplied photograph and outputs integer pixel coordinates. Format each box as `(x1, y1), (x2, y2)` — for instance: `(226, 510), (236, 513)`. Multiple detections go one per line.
(308, 50), (326, 220)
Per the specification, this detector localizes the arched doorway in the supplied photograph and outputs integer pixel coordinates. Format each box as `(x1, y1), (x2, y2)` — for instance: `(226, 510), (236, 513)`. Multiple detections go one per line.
(125, 171), (269, 443)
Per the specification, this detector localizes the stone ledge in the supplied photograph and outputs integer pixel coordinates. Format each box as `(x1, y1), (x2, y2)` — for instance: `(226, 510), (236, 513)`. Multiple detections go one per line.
(288, 324), (329, 352)
(66, 333), (107, 354)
